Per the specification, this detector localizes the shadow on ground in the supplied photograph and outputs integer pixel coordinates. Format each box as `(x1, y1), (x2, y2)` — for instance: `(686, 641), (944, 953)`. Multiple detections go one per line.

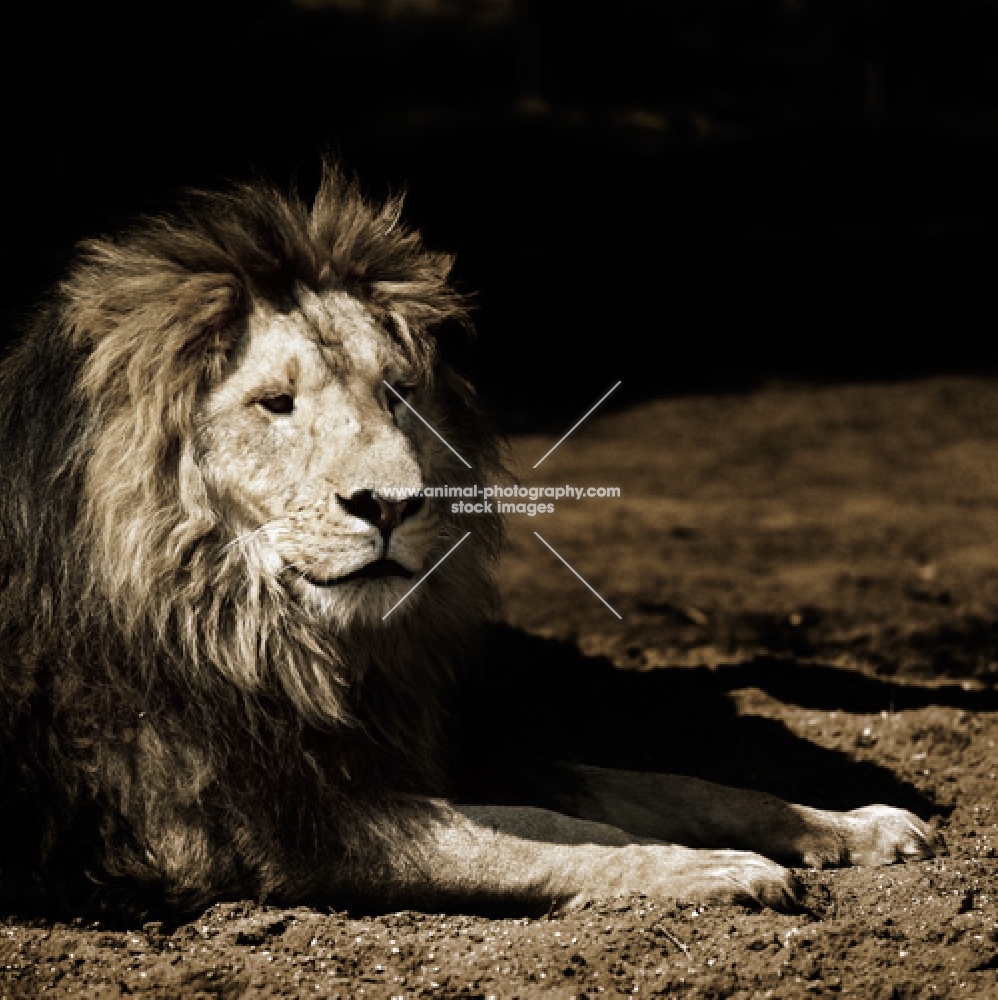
(450, 624), (996, 820)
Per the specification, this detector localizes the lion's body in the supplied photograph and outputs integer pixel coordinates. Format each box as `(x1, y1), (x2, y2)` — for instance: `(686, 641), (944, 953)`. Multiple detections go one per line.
(0, 169), (499, 920)
(0, 167), (936, 924)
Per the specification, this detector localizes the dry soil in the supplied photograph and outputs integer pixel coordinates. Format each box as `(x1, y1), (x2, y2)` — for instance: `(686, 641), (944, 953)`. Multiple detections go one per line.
(2, 379), (996, 998)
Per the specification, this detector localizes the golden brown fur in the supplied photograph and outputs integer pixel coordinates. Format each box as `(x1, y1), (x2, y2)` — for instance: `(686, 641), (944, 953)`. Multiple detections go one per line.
(0, 165), (502, 919)
(0, 165), (938, 924)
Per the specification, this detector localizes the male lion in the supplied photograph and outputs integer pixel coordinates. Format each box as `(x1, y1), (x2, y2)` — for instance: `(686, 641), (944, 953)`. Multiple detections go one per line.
(0, 165), (936, 922)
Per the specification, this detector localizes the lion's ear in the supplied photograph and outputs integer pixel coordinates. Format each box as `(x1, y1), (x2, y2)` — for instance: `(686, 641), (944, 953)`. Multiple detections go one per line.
(172, 277), (245, 387)
(66, 251), (245, 392)
(169, 274), (246, 378)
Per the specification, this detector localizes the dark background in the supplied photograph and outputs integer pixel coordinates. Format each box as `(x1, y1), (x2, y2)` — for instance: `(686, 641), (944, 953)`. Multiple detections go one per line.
(3, 0), (998, 427)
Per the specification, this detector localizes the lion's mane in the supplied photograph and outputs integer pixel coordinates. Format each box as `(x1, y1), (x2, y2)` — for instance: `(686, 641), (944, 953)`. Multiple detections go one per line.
(0, 165), (502, 919)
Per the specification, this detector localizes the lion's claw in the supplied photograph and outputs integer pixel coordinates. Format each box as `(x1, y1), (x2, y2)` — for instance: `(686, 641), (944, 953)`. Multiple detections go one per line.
(705, 851), (805, 913)
(841, 804), (940, 866)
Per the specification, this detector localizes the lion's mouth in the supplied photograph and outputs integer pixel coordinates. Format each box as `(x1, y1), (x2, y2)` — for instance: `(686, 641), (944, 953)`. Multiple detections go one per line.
(301, 559), (415, 587)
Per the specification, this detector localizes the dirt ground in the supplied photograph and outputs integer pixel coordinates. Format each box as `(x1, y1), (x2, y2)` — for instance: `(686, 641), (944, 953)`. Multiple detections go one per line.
(2, 378), (997, 998)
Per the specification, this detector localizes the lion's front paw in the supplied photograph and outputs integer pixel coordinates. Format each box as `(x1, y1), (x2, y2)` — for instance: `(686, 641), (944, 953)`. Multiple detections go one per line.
(838, 805), (941, 866)
(604, 846), (806, 914)
(694, 850), (805, 913)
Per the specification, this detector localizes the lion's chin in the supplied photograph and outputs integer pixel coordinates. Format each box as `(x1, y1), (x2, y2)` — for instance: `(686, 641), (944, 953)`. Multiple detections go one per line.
(290, 560), (421, 625)
(302, 559), (416, 588)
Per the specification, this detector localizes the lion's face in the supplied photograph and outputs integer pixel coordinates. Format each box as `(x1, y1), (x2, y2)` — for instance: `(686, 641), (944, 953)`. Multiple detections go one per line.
(198, 287), (444, 625)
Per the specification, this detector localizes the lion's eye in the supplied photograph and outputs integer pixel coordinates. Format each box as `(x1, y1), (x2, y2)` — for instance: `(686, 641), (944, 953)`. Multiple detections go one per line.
(387, 382), (416, 406)
(257, 393), (295, 415)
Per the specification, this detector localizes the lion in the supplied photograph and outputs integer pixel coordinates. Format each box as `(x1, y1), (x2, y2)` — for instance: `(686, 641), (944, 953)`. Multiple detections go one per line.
(0, 163), (937, 923)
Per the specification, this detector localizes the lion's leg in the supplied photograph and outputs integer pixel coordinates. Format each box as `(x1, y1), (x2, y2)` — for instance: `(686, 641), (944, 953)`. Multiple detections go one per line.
(348, 801), (802, 913)
(554, 766), (939, 869)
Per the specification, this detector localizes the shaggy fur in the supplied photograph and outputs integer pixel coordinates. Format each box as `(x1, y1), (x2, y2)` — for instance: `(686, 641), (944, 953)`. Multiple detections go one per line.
(0, 165), (502, 921)
(1, 165), (939, 928)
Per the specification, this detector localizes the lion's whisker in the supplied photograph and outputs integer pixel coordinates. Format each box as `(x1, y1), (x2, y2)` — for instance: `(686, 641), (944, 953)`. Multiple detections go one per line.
(221, 522), (286, 555)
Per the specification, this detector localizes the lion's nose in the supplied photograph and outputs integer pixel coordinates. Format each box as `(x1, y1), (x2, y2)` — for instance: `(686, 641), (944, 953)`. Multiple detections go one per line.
(337, 489), (424, 538)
